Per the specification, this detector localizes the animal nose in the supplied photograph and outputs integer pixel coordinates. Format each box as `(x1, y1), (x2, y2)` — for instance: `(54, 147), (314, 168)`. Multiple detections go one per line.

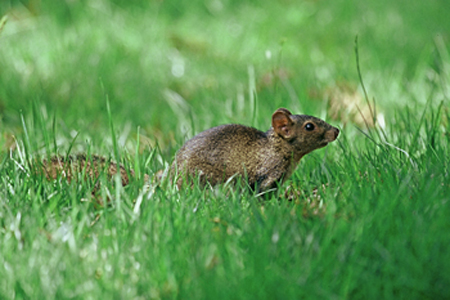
(334, 128), (340, 139)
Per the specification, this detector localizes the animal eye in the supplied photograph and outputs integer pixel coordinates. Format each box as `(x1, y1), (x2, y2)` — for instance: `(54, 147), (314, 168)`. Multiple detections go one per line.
(305, 123), (315, 131)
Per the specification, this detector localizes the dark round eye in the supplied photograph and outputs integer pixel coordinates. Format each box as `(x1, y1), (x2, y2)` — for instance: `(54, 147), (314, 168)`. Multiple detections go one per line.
(305, 123), (315, 131)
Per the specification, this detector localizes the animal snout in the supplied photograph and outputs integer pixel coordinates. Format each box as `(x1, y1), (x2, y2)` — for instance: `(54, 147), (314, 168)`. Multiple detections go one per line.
(325, 127), (340, 141)
(333, 127), (339, 140)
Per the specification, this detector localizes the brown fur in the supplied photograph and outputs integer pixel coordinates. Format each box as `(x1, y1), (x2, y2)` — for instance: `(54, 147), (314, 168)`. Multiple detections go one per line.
(39, 154), (132, 186)
(173, 108), (339, 192)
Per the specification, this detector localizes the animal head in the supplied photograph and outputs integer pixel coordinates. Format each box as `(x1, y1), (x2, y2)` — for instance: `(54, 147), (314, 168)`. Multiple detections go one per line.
(272, 108), (339, 155)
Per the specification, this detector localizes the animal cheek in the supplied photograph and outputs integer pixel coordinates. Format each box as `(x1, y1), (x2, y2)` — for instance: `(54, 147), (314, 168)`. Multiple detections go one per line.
(292, 138), (305, 148)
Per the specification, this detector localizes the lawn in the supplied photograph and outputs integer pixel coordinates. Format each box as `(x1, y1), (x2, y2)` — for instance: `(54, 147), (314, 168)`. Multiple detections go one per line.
(0, 0), (449, 299)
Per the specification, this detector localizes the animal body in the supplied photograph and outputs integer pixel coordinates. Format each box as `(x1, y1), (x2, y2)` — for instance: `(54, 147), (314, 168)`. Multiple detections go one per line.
(38, 108), (339, 195)
(173, 108), (339, 192)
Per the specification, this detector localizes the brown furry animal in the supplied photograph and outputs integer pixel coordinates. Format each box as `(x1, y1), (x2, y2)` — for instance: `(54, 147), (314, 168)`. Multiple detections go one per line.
(37, 108), (339, 196)
(173, 108), (339, 193)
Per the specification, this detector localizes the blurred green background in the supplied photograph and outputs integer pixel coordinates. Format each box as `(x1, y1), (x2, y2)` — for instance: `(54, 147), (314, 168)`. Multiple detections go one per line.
(1, 1), (450, 299)
(1, 0), (448, 155)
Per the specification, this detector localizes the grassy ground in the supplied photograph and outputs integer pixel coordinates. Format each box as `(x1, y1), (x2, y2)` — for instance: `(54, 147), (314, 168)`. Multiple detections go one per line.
(1, 0), (449, 299)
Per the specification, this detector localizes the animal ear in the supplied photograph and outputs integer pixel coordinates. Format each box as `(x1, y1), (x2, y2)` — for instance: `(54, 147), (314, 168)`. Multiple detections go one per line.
(272, 108), (293, 139)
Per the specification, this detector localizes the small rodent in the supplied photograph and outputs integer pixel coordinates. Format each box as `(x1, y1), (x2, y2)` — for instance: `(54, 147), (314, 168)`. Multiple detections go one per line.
(173, 108), (339, 193)
(39, 108), (339, 195)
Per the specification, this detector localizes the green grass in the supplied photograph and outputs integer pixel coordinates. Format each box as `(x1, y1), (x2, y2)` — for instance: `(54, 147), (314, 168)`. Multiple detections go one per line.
(1, 0), (450, 299)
